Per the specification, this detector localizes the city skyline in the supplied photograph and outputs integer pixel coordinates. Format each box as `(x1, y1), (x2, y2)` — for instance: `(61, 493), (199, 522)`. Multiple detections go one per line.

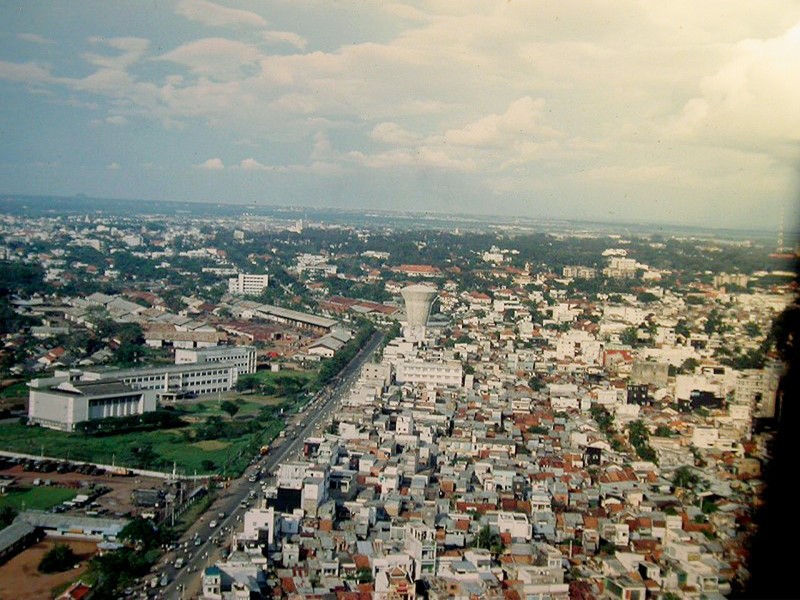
(1, 1), (799, 229)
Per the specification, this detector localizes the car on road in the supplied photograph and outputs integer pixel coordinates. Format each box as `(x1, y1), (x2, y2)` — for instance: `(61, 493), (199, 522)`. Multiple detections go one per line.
(175, 557), (184, 569)
(209, 520), (218, 528)
(194, 538), (201, 546)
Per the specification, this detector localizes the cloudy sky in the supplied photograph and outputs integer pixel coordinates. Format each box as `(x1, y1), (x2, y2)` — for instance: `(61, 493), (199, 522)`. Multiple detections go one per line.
(1, 1), (798, 229)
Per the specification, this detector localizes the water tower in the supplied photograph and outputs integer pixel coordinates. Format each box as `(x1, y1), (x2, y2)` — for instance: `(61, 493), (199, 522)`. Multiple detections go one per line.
(401, 284), (438, 341)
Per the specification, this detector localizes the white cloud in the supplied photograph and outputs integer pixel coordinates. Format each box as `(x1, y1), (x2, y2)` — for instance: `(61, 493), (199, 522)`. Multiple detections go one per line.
(238, 157), (341, 175)
(0, 60), (55, 85)
(107, 162), (120, 170)
(346, 147), (475, 171)
(262, 31), (308, 51)
(175, 0), (267, 28)
(240, 158), (269, 171)
(68, 68), (136, 96)
(106, 116), (128, 126)
(371, 122), (418, 145)
(196, 158), (225, 170)
(159, 38), (263, 81)
(83, 36), (150, 70)
(668, 23), (800, 162)
(17, 33), (55, 45)
(440, 97), (560, 148)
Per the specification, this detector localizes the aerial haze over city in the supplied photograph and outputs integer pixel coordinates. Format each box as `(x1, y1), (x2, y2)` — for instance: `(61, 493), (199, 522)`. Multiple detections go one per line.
(1, 2), (799, 600)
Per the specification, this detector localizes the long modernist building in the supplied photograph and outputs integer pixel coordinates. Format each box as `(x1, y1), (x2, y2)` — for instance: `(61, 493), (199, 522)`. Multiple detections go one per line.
(81, 362), (241, 399)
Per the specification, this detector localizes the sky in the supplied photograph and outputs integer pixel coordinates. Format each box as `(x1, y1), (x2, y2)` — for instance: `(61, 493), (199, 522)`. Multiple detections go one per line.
(0, 1), (799, 230)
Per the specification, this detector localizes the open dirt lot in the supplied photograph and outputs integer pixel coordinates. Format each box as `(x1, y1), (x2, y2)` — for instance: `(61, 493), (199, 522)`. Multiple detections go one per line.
(1, 463), (166, 517)
(0, 538), (97, 600)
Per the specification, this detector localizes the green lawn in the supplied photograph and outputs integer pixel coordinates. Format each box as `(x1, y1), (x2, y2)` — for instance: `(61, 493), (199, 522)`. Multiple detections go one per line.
(0, 486), (77, 511)
(0, 417), (283, 477)
(251, 368), (316, 385)
(182, 398), (281, 418)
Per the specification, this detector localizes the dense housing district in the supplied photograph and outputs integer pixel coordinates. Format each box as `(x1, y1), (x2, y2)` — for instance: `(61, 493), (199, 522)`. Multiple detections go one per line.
(0, 200), (795, 599)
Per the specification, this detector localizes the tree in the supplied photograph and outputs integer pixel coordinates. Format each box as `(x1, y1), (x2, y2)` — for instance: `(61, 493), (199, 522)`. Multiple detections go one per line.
(201, 459), (217, 472)
(119, 517), (159, 550)
(475, 524), (504, 555)
(675, 320), (691, 339)
(744, 322), (761, 337)
(235, 374), (259, 392)
(653, 425), (674, 437)
(0, 505), (17, 528)
(220, 400), (240, 417)
(628, 420), (649, 448)
(636, 445), (657, 462)
(621, 326), (638, 347)
(590, 405), (613, 433)
(39, 543), (77, 573)
(704, 309), (727, 336)
(637, 292), (659, 303)
(672, 466), (700, 489)
(528, 377), (544, 391)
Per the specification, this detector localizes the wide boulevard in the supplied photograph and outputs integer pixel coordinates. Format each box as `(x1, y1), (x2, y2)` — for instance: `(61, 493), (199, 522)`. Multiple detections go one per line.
(157, 330), (384, 599)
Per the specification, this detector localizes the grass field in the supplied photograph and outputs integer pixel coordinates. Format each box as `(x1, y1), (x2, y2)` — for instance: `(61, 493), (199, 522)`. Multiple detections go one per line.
(251, 369), (316, 385)
(192, 440), (230, 451)
(0, 486), (78, 511)
(0, 415), (283, 477)
(182, 397), (282, 418)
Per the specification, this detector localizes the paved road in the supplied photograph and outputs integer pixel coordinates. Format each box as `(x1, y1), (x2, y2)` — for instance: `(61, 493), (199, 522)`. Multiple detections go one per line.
(157, 330), (384, 599)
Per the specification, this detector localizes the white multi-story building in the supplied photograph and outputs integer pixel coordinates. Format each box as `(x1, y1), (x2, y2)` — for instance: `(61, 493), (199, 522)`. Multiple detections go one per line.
(228, 273), (269, 296)
(28, 377), (156, 432)
(277, 462), (310, 490)
(404, 522), (437, 580)
(394, 360), (463, 387)
(242, 506), (276, 545)
(60, 361), (244, 400)
(496, 511), (533, 541)
(301, 468), (329, 517)
(735, 364), (781, 418)
(603, 257), (637, 279)
(175, 345), (256, 374)
(84, 364), (239, 398)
